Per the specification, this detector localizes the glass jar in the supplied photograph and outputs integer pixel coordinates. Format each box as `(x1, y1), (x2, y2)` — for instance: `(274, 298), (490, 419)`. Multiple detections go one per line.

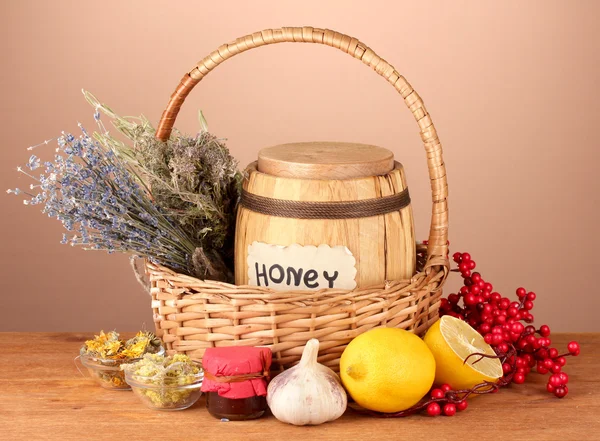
(201, 346), (272, 421)
(206, 392), (267, 420)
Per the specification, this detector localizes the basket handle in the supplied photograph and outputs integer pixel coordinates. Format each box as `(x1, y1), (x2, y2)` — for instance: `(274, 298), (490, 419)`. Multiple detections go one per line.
(156, 27), (449, 263)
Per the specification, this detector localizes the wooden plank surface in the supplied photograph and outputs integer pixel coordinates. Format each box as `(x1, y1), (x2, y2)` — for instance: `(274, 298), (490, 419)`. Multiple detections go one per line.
(1, 332), (598, 440)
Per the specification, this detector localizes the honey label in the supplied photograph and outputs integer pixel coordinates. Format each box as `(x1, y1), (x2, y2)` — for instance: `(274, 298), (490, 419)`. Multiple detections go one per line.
(247, 241), (357, 291)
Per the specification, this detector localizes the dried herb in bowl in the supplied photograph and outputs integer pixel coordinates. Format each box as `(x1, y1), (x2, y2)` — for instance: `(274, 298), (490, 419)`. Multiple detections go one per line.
(79, 331), (163, 390)
(121, 354), (204, 410)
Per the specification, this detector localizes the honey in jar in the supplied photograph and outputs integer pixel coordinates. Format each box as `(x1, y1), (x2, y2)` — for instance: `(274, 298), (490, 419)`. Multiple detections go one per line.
(201, 346), (272, 421)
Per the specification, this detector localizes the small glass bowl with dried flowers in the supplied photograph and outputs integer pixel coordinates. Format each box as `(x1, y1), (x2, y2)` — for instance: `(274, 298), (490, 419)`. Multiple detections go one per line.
(78, 331), (164, 390)
(122, 353), (204, 411)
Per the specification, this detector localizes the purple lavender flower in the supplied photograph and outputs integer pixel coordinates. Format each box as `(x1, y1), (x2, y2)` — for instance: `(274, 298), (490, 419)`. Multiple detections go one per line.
(8, 120), (198, 273)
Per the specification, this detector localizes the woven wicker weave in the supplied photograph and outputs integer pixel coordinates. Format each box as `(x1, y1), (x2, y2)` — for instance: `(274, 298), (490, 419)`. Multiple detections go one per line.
(149, 27), (450, 372)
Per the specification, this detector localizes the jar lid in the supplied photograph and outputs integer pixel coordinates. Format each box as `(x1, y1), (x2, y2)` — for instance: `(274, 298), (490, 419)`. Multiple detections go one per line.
(257, 142), (394, 180)
(201, 347), (272, 399)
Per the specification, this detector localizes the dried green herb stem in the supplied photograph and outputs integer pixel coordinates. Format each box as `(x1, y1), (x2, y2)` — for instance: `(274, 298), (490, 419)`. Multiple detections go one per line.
(84, 91), (242, 282)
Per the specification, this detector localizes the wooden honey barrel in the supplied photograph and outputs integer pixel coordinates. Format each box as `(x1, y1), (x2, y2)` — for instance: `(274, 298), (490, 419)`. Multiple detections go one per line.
(234, 142), (416, 289)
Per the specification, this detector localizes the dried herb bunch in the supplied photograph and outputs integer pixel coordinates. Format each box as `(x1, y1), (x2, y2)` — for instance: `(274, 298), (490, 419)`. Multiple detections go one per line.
(8, 124), (202, 276)
(85, 92), (242, 282)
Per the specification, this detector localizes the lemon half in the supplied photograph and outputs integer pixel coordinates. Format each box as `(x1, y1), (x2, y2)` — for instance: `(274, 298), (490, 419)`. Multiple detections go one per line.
(424, 315), (503, 391)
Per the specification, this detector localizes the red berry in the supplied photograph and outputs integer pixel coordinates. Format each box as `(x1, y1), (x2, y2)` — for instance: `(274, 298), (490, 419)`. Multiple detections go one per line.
(539, 338), (551, 347)
(497, 343), (509, 353)
(551, 364), (562, 374)
(443, 403), (457, 416)
(431, 388), (445, 399)
(502, 362), (513, 374)
(539, 325), (550, 337)
(527, 292), (537, 301)
(543, 358), (554, 369)
(492, 334), (504, 345)
(507, 307), (519, 317)
(491, 292), (502, 303)
(461, 253), (471, 261)
(468, 260), (476, 270)
(483, 282), (493, 292)
(554, 386), (568, 398)
(524, 301), (534, 311)
(499, 298), (510, 310)
(426, 402), (441, 416)
(465, 293), (477, 306)
(511, 322), (525, 334)
(556, 357), (566, 367)
(549, 374), (562, 387)
(559, 372), (569, 384)
(456, 400), (468, 411)
(484, 334), (493, 344)
(546, 383), (555, 393)
(537, 364), (549, 374)
(516, 287), (527, 298)
(513, 372), (526, 384)
(471, 272), (481, 283)
(452, 252), (462, 263)
(441, 384), (452, 393)
(567, 341), (581, 356)
(479, 323), (491, 334)
(549, 348), (559, 358)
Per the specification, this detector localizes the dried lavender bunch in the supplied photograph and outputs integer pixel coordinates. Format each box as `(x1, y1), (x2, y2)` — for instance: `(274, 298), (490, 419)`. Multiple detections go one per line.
(7, 123), (201, 276)
(84, 92), (242, 282)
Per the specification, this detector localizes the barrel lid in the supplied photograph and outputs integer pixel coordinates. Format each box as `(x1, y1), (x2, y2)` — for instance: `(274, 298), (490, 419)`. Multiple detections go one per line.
(257, 142), (394, 179)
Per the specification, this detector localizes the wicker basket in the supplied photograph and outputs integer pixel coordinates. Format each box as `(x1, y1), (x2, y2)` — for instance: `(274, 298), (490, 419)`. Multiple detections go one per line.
(148, 27), (450, 372)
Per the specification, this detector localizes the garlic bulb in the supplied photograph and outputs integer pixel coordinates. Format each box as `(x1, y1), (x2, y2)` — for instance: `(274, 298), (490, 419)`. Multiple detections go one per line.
(267, 338), (347, 426)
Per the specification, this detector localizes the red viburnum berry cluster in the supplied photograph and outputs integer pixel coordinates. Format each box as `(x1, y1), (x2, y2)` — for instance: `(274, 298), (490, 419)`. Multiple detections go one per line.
(438, 251), (580, 400)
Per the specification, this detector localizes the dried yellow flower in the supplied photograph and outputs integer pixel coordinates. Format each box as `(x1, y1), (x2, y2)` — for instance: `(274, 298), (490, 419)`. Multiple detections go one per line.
(80, 330), (164, 390)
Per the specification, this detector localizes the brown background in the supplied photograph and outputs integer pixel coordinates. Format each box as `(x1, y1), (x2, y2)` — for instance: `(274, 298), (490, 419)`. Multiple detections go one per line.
(1, 0), (598, 332)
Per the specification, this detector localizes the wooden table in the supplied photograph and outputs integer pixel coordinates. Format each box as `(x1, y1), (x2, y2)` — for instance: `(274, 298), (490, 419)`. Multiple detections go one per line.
(2, 333), (598, 440)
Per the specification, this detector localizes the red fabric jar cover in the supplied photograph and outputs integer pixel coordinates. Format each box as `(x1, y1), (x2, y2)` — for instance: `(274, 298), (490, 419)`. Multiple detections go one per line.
(201, 347), (272, 400)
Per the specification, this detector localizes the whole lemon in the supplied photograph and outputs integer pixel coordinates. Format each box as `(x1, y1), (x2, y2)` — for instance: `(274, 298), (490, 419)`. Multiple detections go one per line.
(340, 327), (435, 413)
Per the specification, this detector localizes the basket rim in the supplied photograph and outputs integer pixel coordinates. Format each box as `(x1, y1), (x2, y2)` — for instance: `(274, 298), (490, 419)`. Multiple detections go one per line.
(144, 254), (449, 302)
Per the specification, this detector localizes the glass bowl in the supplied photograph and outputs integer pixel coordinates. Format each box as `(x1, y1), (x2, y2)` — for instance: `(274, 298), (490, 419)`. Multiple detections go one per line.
(124, 365), (204, 411)
(79, 347), (165, 391)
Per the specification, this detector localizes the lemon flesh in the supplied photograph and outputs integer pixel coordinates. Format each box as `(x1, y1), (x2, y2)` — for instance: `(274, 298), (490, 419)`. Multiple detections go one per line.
(340, 327), (435, 413)
(424, 315), (503, 391)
